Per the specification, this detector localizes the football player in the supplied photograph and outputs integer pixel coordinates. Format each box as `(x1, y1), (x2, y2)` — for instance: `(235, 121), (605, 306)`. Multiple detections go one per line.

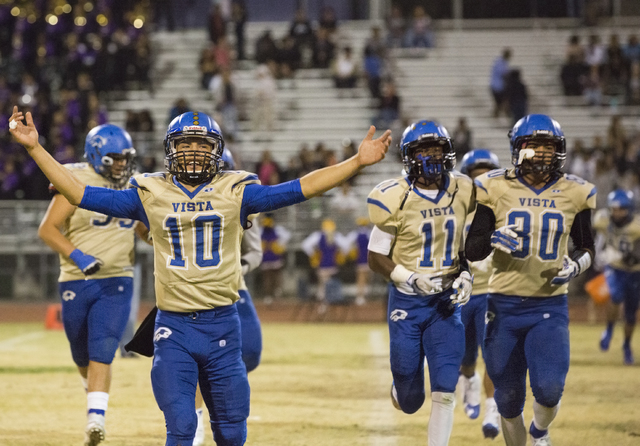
(37, 124), (147, 446)
(466, 114), (596, 446)
(367, 120), (474, 446)
(9, 106), (391, 446)
(457, 149), (501, 439)
(593, 189), (640, 365)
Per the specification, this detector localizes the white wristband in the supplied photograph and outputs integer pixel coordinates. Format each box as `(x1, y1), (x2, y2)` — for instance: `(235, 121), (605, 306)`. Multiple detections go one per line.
(390, 264), (414, 286)
(575, 251), (592, 275)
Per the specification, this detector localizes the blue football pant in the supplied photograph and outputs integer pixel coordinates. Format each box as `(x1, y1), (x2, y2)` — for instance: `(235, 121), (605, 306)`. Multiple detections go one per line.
(460, 293), (489, 367)
(484, 294), (570, 418)
(388, 285), (465, 414)
(59, 277), (133, 367)
(605, 267), (640, 324)
(236, 289), (262, 372)
(151, 306), (249, 446)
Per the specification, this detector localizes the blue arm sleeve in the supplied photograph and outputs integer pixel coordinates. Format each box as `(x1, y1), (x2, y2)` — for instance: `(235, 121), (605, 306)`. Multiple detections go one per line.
(80, 186), (150, 228)
(240, 180), (306, 226)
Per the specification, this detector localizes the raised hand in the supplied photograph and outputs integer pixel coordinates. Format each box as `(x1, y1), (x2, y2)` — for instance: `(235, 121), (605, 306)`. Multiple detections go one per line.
(357, 126), (392, 167)
(8, 105), (40, 151)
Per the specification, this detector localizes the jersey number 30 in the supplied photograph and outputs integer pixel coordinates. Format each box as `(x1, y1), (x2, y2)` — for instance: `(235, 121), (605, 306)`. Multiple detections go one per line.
(507, 210), (564, 260)
(164, 213), (223, 269)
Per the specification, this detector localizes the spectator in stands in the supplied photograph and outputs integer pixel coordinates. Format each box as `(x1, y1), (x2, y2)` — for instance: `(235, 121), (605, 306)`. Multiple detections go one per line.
(167, 98), (190, 125)
(252, 64), (277, 132)
(0, 158), (21, 199)
(210, 68), (239, 139)
(231, 1), (247, 61)
(208, 3), (226, 45)
(214, 36), (234, 72)
(592, 151), (617, 210)
(403, 6), (434, 48)
(490, 48), (511, 118)
(561, 54), (589, 96)
(385, 4), (406, 49)
(319, 6), (338, 35)
(259, 213), (291, 304)
(254, 30), (278, 65)
(452, 117), (472, 162)
(625, 34), (640, 65)
(255, 150), (281, 186)
(504, 69), (528, 125)
(332, 47), (359, 94)
(277, 35), (302, 80)
(312, 28), (335, 69)
(603, 34), (629, 97)
(289, 9), (314, 54)
(566, 35), (585, 62)
(154, 0), (176, 32)
(375, 80), (400, 129)
(629, 62), (640, 106)
(329, 182), (361, 222)
(568, 139), (597, 182)
(607, 114), (628, 156)
(199, 45), (219, 90)
(346, 217), (372, 306)
(364, 26), (386, 100)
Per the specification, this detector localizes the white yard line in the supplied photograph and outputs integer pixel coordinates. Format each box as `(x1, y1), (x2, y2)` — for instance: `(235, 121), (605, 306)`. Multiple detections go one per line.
(368, 329), (398, 446)
(0, 331), (45, 350)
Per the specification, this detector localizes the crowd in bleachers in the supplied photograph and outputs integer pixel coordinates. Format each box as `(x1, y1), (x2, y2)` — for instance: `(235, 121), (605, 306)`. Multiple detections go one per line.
(561, 32), (640, 106)
(0, 0), (152, 199)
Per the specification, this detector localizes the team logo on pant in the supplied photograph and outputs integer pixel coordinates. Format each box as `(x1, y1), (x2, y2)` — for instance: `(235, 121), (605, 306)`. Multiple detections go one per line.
(485, 311), (495, 324)
(390, 309), (408, 322)
(154, 327), (173, 342)
(62, 290), (76, 301)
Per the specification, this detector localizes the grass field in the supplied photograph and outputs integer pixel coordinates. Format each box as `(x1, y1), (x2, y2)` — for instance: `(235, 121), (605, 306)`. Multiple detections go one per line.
(0, 322), (639, 446)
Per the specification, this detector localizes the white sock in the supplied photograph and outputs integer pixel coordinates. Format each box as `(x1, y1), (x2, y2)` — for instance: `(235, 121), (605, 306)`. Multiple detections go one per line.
(87, 391), (109, 417)
(428, 392), (455, 446)
(501, 414), (527, 446)
(485, 397), (496, 408)
(532, 399), (560, 431)
(80, 376), (88, 393)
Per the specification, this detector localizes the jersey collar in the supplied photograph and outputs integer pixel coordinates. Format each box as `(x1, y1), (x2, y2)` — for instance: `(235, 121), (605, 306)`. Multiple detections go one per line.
(405, 173), (451, 204)
(172, 176), (210, 199)
(515, 172), (560, 196)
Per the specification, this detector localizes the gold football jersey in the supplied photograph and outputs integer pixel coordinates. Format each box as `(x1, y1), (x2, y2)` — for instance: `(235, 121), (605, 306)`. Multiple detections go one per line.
(59, 163), (136, 282)
(474, 169), (596, 297)
(593, 210), (640, 272)
(131, 170), (259, 312)
(368, 172), (475, 294)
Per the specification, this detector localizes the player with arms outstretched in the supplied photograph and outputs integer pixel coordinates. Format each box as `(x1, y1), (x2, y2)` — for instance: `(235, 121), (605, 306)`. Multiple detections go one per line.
(37, 124), (147, 446)
(9, 106), (390, 446)
(367, 120), (474, 446)
(457, 149), (501, 439)
(466, 114), (596, 446)
(593, 189), (640, 365)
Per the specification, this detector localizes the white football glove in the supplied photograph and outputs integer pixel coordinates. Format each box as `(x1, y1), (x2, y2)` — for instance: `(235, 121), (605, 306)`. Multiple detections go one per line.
(450, 271), (473, 305)
(491, 223), (519, 254)
(390, 265), (442, 295)
(551, 255), (580, 286)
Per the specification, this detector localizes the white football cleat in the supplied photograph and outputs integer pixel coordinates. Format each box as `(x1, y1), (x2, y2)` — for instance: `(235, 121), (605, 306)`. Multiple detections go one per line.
(390, 384), (401, 411)
(194, 408), (205, 446)
(482, 399), (500, 439)
(84, 413), (106, 446)
(462, 373), (481, 419)
(530, 432), (553, 446)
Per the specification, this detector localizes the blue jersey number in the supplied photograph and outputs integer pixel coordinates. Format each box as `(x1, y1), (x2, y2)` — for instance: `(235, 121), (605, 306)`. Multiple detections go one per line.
(163, 213), (223, 269)
(506, 210), (565, 261)
(418, 218), (456, 269)
(91, 214), (135, 228)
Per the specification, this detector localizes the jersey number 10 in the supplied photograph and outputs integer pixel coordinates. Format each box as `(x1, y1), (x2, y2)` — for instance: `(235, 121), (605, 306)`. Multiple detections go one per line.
(163, 214), (223, 269)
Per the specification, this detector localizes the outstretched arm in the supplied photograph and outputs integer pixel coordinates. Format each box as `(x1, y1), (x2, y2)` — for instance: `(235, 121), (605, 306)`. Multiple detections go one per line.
(8, 106), (85, 205)
(299, 126), (391, 198)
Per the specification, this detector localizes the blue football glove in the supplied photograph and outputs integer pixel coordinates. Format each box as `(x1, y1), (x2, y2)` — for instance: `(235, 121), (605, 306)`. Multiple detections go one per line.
(491, 224), (519, 254)
(69, 249), (103, 276)
(550, 255), (580, 286)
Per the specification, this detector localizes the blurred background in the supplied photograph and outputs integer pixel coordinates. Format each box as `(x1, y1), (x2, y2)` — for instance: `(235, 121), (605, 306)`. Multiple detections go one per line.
(0, 0), (639, 320)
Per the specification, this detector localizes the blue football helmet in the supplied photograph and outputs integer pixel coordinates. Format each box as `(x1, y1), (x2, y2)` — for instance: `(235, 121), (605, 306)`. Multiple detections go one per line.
(400, 120), (455, 182)
(459, 149), (500, 176)
(84, 124), (136, 188)
(164, 111), (224, 185)
(220, 148), (235, 170)
(608, 189), (634, 210)
(509, 114), (565, 176)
